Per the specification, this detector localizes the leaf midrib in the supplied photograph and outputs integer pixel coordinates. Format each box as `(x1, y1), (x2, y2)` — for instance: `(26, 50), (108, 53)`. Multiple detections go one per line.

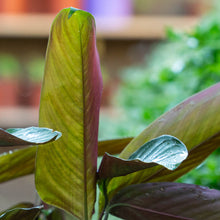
(108, 203), (192, 220)
(77, 14), (89, 220)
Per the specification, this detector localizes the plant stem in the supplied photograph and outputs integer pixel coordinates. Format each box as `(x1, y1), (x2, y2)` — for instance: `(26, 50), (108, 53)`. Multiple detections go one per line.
(98, 179), (109, 220)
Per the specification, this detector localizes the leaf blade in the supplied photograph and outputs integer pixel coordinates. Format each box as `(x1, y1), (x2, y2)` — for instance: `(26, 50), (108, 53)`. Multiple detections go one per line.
(0, 127), (61, 146)
(0, 146), (36, 183)
(108, 182), (220, 220)
(0, 138), (128, 183)
(98, 135), (187, 180)
(98, 138), (133, 156)
(100, 83), (220, 210)
(0, 203), (42, 220)
(35, 8), (102, 219)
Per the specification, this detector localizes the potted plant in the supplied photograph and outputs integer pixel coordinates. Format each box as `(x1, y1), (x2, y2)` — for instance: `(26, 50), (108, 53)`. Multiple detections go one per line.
(0, 8), (220, 220)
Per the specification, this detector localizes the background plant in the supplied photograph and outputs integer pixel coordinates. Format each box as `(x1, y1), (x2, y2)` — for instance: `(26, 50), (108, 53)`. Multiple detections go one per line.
(99, 3), (220, 190)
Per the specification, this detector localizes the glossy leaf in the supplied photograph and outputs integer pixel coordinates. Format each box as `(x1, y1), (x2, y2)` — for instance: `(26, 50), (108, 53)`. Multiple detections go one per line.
(0, 203), (42, 220)
(99, 83), (220, 212)
(0, 127), (61, 146)
(0, 146), (36, 183)
(0, 203), (34, 215)
(35, 8), (102, 219)
(108, 182), (220, 220)
(98, 138), (132, 156)
(98, 135), (187, 179)
(0, 138), (129, 183)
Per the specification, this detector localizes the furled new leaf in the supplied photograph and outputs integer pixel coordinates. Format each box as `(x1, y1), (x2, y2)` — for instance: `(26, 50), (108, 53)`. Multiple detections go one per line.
(98, 135), (187, 179)
(0, 203), (42, 220)
(0, 127), (61, 146)
(108, 182), (220, 220)
(35, 8), (102, 219)
(99, 83), (220, 212)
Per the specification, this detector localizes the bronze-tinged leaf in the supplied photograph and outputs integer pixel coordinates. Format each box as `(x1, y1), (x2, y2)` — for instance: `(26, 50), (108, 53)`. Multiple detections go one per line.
(108, 182), (220, 220)
(99, 83), (220, 212)
(0, 146), (37, 183)
(0, 127), (61, 147)
(0, 203), (42, 220)
(35, 8), (102, 219)
(0, 138), (130, 183)
(98, 138), (133, 156)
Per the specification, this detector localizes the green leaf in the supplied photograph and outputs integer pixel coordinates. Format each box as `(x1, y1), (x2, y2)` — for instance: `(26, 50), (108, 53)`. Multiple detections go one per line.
(0, 138), (129, 183)
(0, 127), (61, 146)
(41, 207), (64, 220)
(0, 146), (36, 183)
(99, 83), (220, 212)
(107, 182), (220, 220)
(98, 138), (133, 156)
(98, 135), (187, 180)
(35, 8), (102, 220)
(0, 203), (42, 220)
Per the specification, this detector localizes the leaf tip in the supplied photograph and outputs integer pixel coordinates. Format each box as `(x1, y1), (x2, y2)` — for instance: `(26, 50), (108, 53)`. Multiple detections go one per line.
(68, 7), (80, 19)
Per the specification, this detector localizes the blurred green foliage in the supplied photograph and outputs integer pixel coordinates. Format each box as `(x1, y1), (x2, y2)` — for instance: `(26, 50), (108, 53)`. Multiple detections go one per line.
(26, 56), (45, 82)
(99, 6), (220, 188)
(0, 54), (21, 78)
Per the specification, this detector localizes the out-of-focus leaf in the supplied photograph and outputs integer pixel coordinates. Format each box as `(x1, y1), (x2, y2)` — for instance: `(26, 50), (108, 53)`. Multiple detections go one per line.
(98, 138), (133, 156)
(99, 83), (220, 212)
(35, 8), (102, 219)
(0, 146), (36, 183)
(0, 127), (61, 146)
(0, 203), (42, 220)
(41, 207), (64, 220)
(108, 182), (220, 220)
(98, 135), (187, 179)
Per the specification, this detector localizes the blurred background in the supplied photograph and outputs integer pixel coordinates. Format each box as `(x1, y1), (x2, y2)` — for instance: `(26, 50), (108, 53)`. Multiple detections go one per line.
(1, 0), (220, 214)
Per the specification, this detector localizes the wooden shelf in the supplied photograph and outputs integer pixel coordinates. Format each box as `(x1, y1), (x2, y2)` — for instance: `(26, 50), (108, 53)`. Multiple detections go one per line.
(0, 14), (200, 39)
(0, 107), (38, 128)
(0, 106), (117, 128)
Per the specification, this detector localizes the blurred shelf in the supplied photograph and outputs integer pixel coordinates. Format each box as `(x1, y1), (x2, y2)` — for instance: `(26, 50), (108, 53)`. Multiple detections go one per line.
(0, 14), (200, 39)
(0, 106), (120, 128)
(0, 107), (38, 128)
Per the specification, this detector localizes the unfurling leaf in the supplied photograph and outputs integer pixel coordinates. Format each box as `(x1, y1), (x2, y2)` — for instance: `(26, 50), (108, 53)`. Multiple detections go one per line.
(107, 182), (220, 220)
(98, 135), (187, 180)
(35, 8), (102, 219)
(0, 127), (61, 146)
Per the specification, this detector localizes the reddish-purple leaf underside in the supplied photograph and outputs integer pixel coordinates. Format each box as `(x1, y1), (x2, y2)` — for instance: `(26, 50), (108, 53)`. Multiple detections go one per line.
(108, 182), (220, 220)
